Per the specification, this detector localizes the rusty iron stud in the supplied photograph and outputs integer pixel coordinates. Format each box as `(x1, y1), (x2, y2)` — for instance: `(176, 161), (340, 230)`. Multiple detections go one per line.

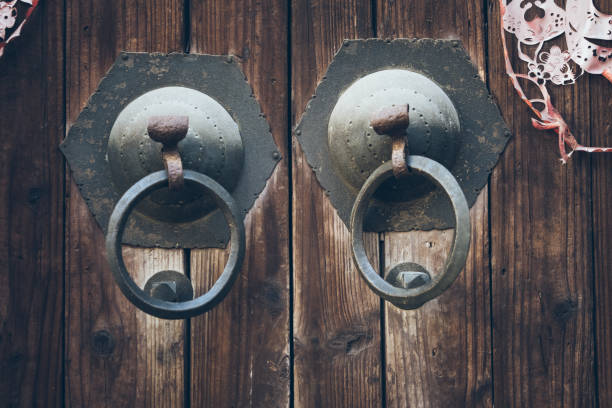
(371, 105), (410, 179)
(147, 115), (188, 191)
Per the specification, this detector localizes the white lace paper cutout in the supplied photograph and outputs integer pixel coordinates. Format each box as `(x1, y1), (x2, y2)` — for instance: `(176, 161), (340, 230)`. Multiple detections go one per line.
(501, 0), (612, 162)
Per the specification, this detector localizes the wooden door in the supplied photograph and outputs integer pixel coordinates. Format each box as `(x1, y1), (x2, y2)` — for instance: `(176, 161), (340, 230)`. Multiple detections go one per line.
(0, 0), (610, 406)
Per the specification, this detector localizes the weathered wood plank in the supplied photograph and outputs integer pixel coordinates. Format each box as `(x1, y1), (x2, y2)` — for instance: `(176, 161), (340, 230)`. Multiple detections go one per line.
(377, 0), (487, 73)
(124, 247), (186, 408)
(0, 1), (65, 406)
(488, 1), (595, 406)
(593, 76), (612, 403)
(64, 1), (185, 406)
(189, 1), (291, 406)
(590, 0), (612, 403)
(291, 1), (382, 406)
(376, 1), (492, 406)
(384, 192), (491, 407)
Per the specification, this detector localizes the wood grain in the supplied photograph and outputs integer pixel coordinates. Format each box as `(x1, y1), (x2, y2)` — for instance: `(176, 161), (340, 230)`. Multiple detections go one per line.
(384, 192), (491, 407)
(0, 1), (64, 406)
(376, 1), (492, 406)
(488, 0), (595, 406)
(291, 1), (383, 406)
(64, 1), (186, 406)
(377, 0), (487, 73)
(593, 78), (612, 404)
(189, 1), (291, 406)
(124, 247), (186, 408)
(1, 1), (609, 406)
(590, 0), (612, 403)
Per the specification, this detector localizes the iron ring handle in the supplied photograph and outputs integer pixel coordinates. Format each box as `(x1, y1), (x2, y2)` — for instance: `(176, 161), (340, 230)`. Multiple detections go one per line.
(350, 156), (470, 309)
(106, 169), (246, 319)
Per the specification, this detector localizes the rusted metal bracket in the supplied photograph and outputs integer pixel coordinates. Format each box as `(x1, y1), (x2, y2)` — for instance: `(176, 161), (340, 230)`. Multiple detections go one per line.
(371, 105), (410, 179)
(147, 115), (188, 191)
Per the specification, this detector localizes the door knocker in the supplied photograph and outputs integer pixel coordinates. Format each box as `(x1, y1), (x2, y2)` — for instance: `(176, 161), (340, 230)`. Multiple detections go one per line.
(105, 115), (246, 319)
(350, 105), (471, 310)
(295, 39), (510, 309)
(61, 53), (281, 318)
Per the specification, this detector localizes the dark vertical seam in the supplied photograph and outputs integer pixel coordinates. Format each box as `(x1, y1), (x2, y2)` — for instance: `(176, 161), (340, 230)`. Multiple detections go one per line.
(483, 1), (495, 406)
(371, 0), (377, 38)
(587, 74), (600, 408)
(183, 2), (192, 406)
(287, 0), (295, 406)
(482, 0), (491, 92)
(183, 0), (191, 53)
(379, 234), (387, 408)
(486, 161), (496, 407)
(372, 2), (385, 405)
(61, 0), (68, 405)
(184, 248), (191, 408)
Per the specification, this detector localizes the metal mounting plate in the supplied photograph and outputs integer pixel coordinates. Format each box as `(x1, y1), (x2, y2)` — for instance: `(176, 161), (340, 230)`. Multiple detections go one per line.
(295, 39), (511, 231)
(61, 52), (280, 248)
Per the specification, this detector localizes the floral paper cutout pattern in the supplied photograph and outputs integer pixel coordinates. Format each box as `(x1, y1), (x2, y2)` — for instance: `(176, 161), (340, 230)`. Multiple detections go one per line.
(500, 0), (612, 162)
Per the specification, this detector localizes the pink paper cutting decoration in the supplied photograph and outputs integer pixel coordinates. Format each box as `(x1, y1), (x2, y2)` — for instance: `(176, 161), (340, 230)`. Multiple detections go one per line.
(0, 0), (39, 58)
(566, 0), (612, 75)
(500, 0), (612, 162)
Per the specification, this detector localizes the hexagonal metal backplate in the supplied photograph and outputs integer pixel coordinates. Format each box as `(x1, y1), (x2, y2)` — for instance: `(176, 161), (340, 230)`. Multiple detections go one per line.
(295, 39), (511, 231)
(61, 52), (280, 248)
